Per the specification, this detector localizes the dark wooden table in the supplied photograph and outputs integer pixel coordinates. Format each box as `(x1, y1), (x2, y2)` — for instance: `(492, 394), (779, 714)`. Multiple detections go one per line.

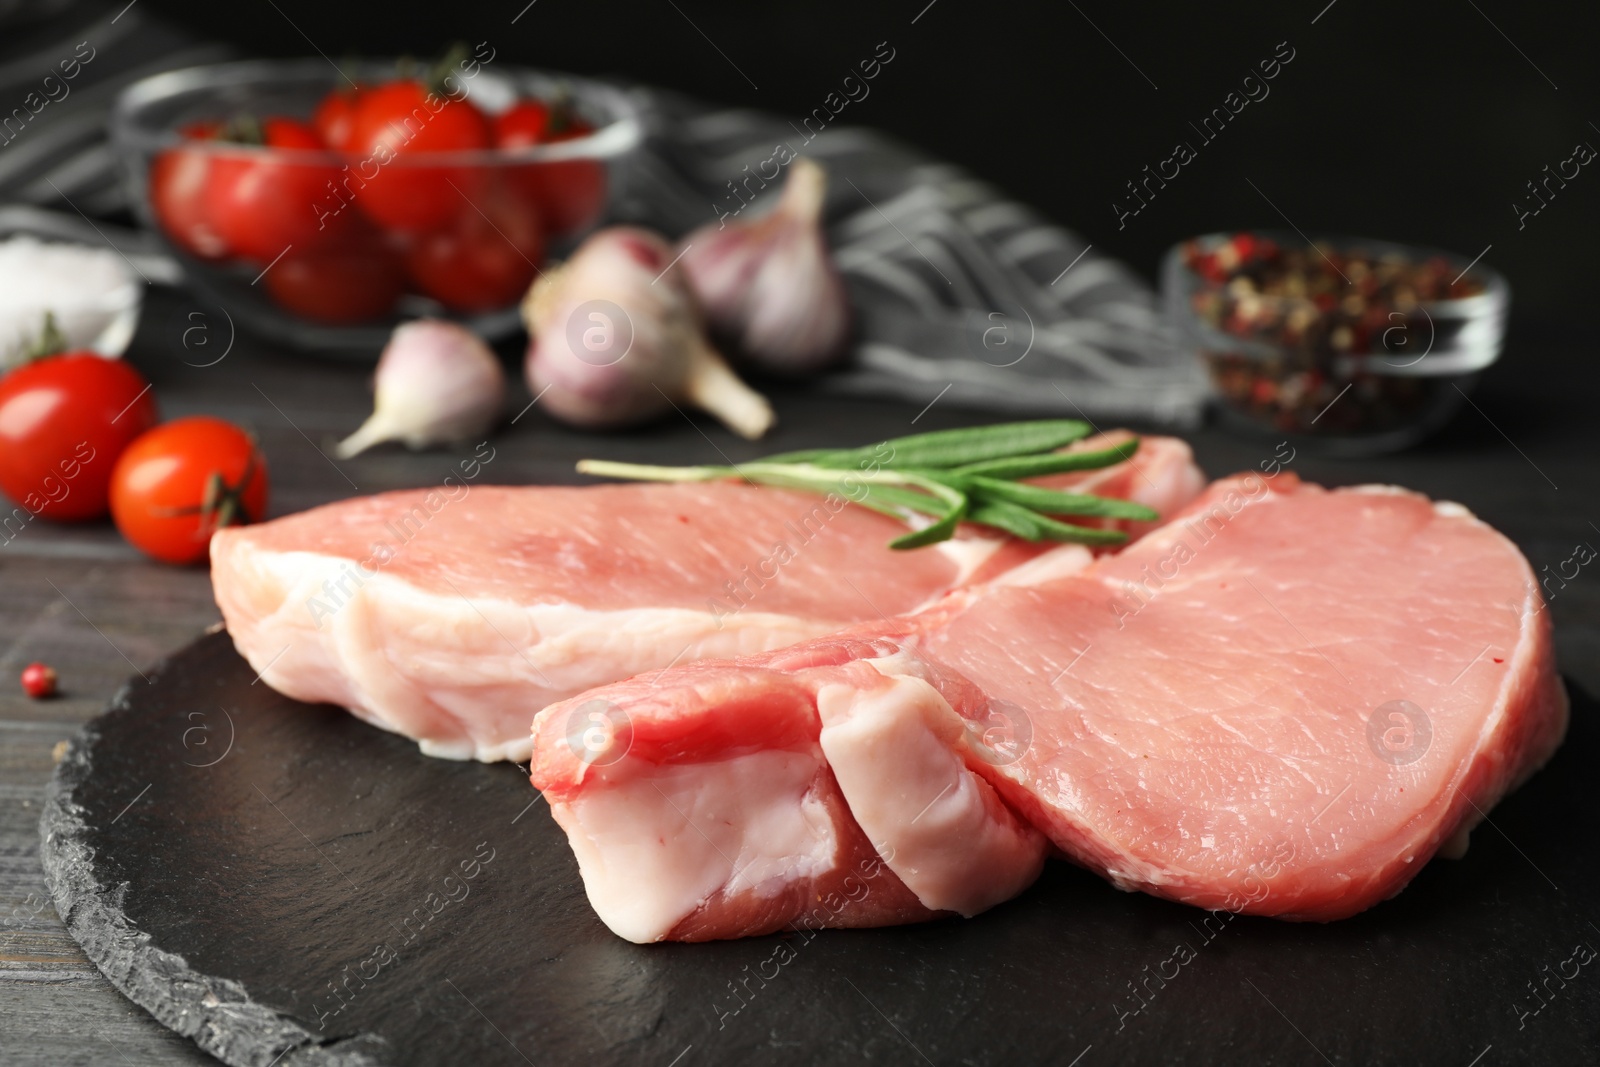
(2, 287), (1596, 1064)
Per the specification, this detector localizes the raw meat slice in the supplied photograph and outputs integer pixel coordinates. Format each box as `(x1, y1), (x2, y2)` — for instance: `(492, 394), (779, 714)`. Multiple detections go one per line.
(532, 631), (1051, 942)
(919, 474), (1567, 919)
(210, 433), (1202, 762)
(530, 473), (1566, 939)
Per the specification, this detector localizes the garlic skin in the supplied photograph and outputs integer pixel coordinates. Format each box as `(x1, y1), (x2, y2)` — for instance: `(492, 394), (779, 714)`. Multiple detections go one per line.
(522, 226), (775, 439)
(677, 156), (851, 374)
(336, 319), (506, 459)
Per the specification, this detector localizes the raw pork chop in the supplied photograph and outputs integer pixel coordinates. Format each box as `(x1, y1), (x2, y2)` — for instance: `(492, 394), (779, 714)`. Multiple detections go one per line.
(532, 628), (1054, 942)
(212, 434), (1203, 761)
(531, 472), (1566, 940)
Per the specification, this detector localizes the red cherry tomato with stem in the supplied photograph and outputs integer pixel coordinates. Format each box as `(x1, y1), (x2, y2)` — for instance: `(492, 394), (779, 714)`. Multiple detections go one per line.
(0, 348), (158, 521)
(312, 84), (364, 150)
(495, 100), (604, 238)
(204, 116), (344, 264)
(346, 79), (492, 235)
(492, 99), (552, 149)
(110, 416), (268, 565)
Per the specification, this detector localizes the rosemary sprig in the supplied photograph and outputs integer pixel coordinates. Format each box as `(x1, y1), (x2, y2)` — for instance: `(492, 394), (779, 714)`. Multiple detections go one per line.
(576, 419), (1157, 550)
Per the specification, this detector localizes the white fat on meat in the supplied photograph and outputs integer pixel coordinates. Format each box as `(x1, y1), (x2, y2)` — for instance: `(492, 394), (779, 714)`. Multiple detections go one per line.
(533, 650), (1047, 943)
(551, 749), (840, 944)
(229, 548), (846, 763)
(817, 658), (1045, 916)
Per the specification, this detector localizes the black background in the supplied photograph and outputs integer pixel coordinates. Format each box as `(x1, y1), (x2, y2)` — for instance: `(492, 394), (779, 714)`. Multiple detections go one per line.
(142, 0), (1600, 322)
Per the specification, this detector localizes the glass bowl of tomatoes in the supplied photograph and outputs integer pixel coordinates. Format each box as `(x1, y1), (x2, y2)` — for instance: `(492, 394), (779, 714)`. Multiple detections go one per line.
(1162, 231), (1509, 456)
(112, 55), (641, 355)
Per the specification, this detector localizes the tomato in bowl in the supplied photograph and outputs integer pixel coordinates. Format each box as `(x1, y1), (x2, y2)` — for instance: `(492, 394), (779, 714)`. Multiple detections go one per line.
(113, 57), (641, 357)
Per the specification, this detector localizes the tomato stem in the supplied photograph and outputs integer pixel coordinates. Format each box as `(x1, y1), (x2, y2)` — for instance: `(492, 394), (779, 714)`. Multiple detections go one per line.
(149, 449), (260, 534)
(215, 112), (266, 146)
(19, 311), (69, 364)
(547, 86), (579, 136)
(422, 42), (470, 99)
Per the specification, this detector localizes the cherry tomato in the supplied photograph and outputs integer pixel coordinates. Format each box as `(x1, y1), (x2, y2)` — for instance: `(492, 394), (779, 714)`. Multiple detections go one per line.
(110, 417), (268, 565)
(528, 153), (606, 238)
(493, 99), (552, 149)
(312, 85), (364, 150)
(264, 222), (406, 324)
(404, 177), (543, 312)
(496, 103), (604, 238)
(204, 117), (343, 264)
(346, 80), (492, 235)
(149, 120), (229, 260)
(0, 352), (158, 521)
(20, 662), (57, 699)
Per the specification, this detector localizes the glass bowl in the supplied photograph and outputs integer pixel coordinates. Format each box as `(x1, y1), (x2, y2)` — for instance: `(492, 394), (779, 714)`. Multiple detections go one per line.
(111, 58), (642, 357)
(1161, 231), (1509, 456)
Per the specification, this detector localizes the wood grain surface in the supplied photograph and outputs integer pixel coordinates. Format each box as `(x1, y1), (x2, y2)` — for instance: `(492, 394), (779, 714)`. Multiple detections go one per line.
(2, 289), (1597, 1064)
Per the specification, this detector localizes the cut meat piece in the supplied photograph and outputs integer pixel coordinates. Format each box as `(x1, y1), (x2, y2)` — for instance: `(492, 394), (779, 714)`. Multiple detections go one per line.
(210, 433), (1203, 762)
(531, 473), (1566, 939)
(532, 632), (1050, 942)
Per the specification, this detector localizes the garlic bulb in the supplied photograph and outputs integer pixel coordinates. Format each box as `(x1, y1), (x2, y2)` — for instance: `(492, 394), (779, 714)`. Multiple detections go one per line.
(677, 156), (851, 374)
(522, 226), (775, 439)
(336, 319), (506, 458)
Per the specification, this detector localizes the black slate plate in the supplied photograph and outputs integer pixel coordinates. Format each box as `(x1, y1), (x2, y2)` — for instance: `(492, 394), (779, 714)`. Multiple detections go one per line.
(40, 631), (1600, 1067)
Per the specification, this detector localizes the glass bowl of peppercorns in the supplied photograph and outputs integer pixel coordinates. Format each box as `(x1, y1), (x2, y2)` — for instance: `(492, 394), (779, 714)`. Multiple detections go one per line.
(1162, 231), (1509, 455)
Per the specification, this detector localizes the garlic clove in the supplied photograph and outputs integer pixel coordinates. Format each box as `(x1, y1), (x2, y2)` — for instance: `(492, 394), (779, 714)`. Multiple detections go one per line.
(677, 156), (852, 375)
(522, 226), (774, 438)
(682, 335), (776, 440)
(336, 319), (507, 459)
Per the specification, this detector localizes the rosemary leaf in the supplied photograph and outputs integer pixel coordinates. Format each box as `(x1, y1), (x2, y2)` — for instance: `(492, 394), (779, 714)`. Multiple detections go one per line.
(970, 497), (1130, 545)
(856, 484), (952, 518)
(953, 438), (1140, 480)
(889, 496), (969, 549)
(966, 499), (1049, 541)
(883, 473), (969, 550)
(765, 419), (1092, 470)
(966, 477), (1160, 521)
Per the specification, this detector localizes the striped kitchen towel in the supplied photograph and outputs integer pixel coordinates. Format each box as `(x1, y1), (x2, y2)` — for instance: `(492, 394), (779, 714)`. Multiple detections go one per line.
(0, 0), (229, 218)
(612, 89), (1207, 427)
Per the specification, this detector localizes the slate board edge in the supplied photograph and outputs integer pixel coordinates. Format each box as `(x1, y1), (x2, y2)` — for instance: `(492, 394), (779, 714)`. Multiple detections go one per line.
(37, 648), (389, 1067)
